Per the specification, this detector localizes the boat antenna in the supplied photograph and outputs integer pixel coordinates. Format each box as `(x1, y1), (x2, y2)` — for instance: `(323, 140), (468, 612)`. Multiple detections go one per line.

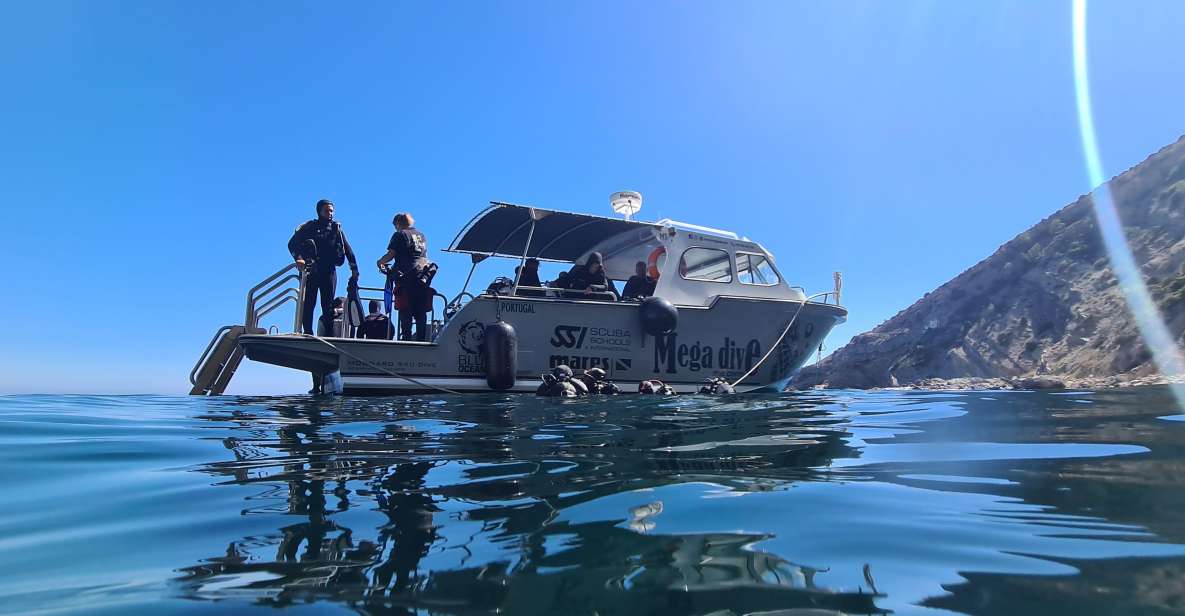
(610, 191), (642, 220)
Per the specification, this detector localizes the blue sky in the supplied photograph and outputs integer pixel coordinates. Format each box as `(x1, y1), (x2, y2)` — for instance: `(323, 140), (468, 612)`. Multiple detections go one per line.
(1, 1), (1182, 394)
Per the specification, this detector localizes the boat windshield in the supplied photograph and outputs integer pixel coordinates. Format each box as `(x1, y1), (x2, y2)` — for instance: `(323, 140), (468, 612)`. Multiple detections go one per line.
(737, 252), (780, 285)
(678, 247), (733, 283)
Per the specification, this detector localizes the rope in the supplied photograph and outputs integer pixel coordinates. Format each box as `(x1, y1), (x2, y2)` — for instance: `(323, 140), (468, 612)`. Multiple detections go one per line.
(311, 336), (462, 395)
(729, 296), (810, 389)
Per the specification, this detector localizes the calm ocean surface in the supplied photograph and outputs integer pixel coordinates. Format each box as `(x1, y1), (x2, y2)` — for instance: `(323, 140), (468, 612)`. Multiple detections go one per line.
(2, 389), (1185, 615)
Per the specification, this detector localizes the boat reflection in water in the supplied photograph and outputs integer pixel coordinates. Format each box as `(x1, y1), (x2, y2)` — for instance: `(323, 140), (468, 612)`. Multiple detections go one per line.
(176, 394), (885, 614)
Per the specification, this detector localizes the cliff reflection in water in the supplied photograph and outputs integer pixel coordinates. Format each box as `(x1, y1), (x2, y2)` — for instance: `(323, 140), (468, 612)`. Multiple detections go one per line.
(178, 394), (884, 614)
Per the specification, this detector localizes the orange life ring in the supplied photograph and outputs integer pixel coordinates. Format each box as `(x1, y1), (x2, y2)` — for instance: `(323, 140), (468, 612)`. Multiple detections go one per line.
(646, 246), (666, 280)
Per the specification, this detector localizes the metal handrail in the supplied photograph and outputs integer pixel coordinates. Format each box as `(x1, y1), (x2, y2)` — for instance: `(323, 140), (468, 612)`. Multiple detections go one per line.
(447, 290), (475, 311)
(432, 292), (448, 324)
(811, 291), (841, 306)
(510, 213), (538, 296)
(254, 273), (300, 306)
(255, 287), (299, 316)
(247, 274), (300, 326)
(245, 263), (301, 326)
(254, 290), (299, 326)
(256, 296), (297, 327)
(293, 269), (307, 333)
(484, 285), (618, 301)
(190, 325), (233, 386)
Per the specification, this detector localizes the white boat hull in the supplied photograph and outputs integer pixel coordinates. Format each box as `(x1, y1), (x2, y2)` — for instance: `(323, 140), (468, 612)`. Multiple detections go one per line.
(240, 295), (846, 394)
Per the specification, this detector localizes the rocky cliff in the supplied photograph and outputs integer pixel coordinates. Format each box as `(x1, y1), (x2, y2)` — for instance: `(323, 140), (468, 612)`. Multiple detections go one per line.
(794, 136), (1185, 389)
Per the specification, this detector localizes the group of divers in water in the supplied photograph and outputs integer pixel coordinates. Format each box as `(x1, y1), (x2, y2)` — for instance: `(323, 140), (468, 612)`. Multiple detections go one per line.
(535, 364), (736, 397)
(287, 198), (735, 396)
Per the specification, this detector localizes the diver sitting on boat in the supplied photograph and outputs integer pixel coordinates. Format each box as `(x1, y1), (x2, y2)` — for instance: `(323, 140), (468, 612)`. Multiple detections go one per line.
(358, 300), (393, 340)
(620, 260), (656, 301)
(550, 271), (572, 292)
(514, 258), (545, 297)
(564, 252), (619, 300)
(377, 212), (436, 342)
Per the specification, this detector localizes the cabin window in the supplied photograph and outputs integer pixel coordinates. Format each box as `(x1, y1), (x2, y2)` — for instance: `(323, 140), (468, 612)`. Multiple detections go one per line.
(737, 253), (780, 285)
(678, 247), (733, 283)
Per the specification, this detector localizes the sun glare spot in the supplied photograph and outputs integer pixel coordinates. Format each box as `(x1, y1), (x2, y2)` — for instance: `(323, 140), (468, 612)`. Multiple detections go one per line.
(1072, 0), (1185, 410)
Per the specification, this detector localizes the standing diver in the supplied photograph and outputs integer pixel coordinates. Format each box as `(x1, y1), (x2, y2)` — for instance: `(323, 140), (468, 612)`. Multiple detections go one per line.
(288, 199), (360, 336)
(376, 212), (434, 341)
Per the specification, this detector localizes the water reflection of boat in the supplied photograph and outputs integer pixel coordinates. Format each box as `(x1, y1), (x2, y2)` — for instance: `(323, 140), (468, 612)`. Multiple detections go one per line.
(178, 395), (886, 614)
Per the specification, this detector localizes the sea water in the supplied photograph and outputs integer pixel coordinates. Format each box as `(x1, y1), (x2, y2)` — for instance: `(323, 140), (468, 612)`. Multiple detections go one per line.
(2, 388), (1185, 615)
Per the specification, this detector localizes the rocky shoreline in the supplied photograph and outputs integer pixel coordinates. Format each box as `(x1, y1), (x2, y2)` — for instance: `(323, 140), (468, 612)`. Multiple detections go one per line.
(791, 136), (1185, 392)
(796, 373), (1185, 391)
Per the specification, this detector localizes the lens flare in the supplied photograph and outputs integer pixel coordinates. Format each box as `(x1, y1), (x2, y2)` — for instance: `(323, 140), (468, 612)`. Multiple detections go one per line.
(1072, 0), (1185, 407)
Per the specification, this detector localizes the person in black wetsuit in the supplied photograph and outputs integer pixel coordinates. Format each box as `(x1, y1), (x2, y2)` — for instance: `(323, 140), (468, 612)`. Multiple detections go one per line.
(376, 212), (432, 341)
(515, 258), (543, 296)
(288, 199), (360, 336)
(545, 270), (573, 298)
(358, 300), (393, 340)
(621, 260), (656, 301)
(566, 252), (618, 299)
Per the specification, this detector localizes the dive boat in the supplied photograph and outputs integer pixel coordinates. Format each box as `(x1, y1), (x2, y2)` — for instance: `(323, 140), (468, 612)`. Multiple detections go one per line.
(189, 200), (846, 395)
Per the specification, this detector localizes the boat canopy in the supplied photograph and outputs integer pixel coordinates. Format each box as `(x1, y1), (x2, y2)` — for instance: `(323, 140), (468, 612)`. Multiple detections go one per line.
(446, 202), (664, 262)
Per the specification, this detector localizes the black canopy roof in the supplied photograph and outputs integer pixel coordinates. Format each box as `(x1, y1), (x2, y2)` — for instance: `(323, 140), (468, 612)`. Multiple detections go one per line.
(446, 202), (662, 262)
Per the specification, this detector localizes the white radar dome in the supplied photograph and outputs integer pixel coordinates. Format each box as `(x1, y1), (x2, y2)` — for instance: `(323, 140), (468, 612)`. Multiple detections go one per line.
(610, 191), (642, 220)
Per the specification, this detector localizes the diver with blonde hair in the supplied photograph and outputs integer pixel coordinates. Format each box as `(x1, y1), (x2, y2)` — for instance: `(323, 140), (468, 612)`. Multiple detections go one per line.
(376, 212), (434, 341)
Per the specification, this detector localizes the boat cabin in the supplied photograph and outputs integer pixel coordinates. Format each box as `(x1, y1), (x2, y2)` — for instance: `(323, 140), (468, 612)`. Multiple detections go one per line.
(447, 202), (804, 309)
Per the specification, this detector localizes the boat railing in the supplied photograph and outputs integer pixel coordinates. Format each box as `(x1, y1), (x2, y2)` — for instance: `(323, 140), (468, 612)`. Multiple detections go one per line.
(238, 264), (841, 340)
(810, 291), (842, 306)
(351, 285), (386, 335)
(484, 285), (619, 302)
(356, 285), (385, 310)
(191, 264), (302, 395)
(348, 285), (449, 338)
(654, 217), (744, 240)
(245, 263), (304, 332)
(254, 288), (300, 322)
(790, 284), (842, 307)
(189, 325), (234, 386)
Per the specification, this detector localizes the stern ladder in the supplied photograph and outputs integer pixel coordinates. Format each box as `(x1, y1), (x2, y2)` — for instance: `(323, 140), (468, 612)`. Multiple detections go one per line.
(189, 264), (303, 395)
